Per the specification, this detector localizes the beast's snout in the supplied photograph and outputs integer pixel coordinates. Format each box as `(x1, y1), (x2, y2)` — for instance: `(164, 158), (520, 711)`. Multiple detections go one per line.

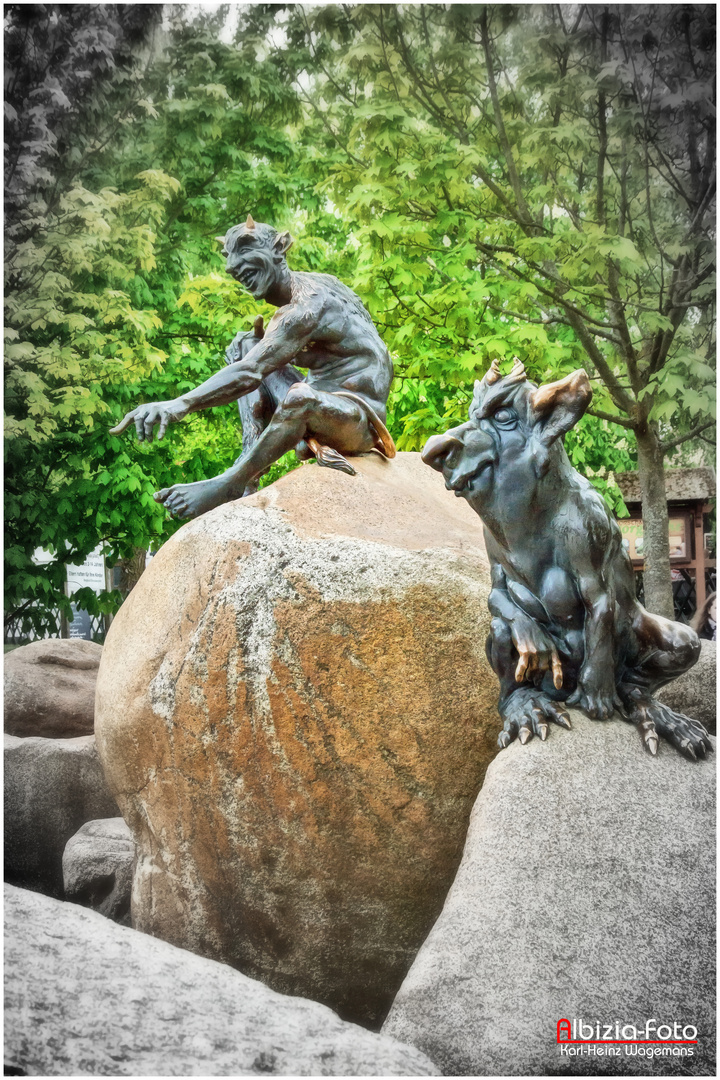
(422, 423), (497, 501)
(421, 432), (463, 472)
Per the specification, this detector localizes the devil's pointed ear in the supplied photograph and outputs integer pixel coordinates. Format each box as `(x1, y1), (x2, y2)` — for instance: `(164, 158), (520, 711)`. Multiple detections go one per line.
(273, 230), (294, 255)
(530, 369), (592, 473)
(215, 235), (226, 245)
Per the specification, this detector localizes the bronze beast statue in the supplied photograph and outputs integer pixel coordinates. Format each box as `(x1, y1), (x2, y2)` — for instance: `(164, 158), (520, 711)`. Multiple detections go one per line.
(422, 359), (711, 759)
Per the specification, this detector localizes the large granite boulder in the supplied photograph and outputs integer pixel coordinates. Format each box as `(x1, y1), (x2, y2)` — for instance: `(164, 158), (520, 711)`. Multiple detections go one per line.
(95, 451), (499, 1027)
(657, 639), (716, 735)
(4, 884), (438, 1076)
(5, 734), (119, 898)
(4, 638), (102, 738)
(63, 817), (135, 925)
(383, 710), (716, 1076)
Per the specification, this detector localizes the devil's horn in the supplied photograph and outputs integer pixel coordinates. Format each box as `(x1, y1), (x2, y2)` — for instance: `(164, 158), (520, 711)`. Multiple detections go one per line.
(246, 214), (256, 230)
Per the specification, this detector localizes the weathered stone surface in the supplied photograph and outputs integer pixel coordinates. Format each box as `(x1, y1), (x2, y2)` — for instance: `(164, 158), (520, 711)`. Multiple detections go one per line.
(4, 734), (119, 898)
(4, 638), (102, 738)
(657, 639), (716, 735)
(4, 884), (438, 1077)
(383, 710), (716, 1076)
(63, 817), (135, 925)
(95, 451), (499, 1027)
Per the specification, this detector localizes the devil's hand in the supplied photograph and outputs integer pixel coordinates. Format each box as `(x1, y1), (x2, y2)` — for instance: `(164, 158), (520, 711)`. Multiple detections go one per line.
(109, 399), (188, 442)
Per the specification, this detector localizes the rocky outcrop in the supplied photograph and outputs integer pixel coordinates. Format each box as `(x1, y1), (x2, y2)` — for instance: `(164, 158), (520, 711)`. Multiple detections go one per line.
(63, 817), (135, 925)
(657, 639), (716, 734)
(5, 884), (438, 1077)
(4, 639), (102, 738)
(95, 452), (499, 1027)
(383, 710), (716, 1076)
(4, 734), (118, 898)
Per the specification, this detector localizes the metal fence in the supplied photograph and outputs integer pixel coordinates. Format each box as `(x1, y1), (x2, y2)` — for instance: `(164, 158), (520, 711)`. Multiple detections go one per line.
(634, 568), (716, 623)
(4, 609), (107, 647)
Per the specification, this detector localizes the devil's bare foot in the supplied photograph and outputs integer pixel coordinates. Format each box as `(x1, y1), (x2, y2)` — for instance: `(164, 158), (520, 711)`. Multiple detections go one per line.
(154, 477), (233, 520)
(498, 687), (572, 749)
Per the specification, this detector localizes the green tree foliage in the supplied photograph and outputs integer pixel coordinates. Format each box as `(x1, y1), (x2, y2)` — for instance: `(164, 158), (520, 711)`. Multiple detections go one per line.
(5, 4), (714, 634)
(274, 3), (715, 616)
(4, 4), (176, 636)
(4, 4), (314, 636)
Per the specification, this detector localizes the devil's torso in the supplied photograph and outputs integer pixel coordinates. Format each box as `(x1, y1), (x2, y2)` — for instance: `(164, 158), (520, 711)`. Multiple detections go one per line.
(266, 271), (394, 416)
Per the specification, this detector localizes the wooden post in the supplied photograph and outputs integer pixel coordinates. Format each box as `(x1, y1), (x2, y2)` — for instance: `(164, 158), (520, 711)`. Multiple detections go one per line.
(694, 505), (706, 614)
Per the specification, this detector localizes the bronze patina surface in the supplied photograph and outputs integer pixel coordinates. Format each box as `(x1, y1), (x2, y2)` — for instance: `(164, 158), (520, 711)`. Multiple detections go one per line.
(111, 216), (395, 518)
(422, 358), (711, 760)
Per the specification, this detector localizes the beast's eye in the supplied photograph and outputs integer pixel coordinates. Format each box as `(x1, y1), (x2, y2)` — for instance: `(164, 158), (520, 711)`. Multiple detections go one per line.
(493, 407), (517, 426)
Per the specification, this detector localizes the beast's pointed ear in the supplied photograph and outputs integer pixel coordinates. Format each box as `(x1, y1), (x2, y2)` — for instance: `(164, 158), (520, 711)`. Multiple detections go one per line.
(530, 370), (592, 477)
(273, 230), (293, 255)
(215, 235), (226, 245)
(531, 369), (592, 445)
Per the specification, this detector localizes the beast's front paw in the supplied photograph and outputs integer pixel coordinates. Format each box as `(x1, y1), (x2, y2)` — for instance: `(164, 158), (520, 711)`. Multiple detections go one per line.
(498, 688), (571, 749)
(566, 685), (616, 721)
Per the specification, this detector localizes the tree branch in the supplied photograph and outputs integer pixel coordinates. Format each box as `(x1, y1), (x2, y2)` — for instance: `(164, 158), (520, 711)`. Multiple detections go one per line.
(564, 309), (637, 415)
(586, 407), (636, 430)
(660, 419), (716, 453)
(478, 9), (536, 232)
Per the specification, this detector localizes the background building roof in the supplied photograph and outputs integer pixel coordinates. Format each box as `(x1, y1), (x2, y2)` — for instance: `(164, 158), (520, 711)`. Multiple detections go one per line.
(615, 467), (716, 504)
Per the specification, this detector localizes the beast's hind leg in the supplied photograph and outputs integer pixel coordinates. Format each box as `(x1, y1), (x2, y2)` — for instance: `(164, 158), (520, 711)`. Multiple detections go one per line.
(618, 608), (710, 759)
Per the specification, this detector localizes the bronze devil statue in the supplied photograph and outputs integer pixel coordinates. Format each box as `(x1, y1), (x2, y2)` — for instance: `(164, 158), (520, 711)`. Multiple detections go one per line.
(111, 215), (395, 518)
(422, 358), (711, 760)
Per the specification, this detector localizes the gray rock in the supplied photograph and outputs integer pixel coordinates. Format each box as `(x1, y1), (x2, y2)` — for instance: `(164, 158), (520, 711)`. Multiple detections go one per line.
(383, 711), (716, 1076)
(4, 638), (102, 738)
(63, 817), (135, 925)
(4, 734), (119, 898)
(4, 884), (439, 1077)
(657, 639), (716, 735)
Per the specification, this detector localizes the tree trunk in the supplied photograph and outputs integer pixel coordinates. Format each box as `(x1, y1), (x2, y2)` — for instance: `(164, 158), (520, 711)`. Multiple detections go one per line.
(635, 426), (674, 619)
(114, 547), (147, 600)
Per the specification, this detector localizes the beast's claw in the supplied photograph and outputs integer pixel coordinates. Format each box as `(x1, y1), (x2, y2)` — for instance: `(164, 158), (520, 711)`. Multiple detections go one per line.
(498, 688), (573, 749)
(622, 693), (712, 761)
(681, 739), (697, 761)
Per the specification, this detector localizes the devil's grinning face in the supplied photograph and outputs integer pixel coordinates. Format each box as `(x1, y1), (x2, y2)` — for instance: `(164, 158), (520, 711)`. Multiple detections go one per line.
(223, 232), (279, 300)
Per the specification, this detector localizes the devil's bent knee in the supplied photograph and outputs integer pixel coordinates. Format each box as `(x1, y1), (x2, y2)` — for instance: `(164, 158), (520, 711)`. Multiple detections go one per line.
(281, 383), (318, 415)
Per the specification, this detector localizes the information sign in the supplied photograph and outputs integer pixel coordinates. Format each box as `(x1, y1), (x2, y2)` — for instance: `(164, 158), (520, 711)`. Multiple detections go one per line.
(66, 548), (106, 596)
(619, 517), (688, 562)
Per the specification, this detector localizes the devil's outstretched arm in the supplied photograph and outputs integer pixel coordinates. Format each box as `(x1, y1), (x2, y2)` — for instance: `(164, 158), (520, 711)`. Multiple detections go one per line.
(110, 305), (319, 442)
